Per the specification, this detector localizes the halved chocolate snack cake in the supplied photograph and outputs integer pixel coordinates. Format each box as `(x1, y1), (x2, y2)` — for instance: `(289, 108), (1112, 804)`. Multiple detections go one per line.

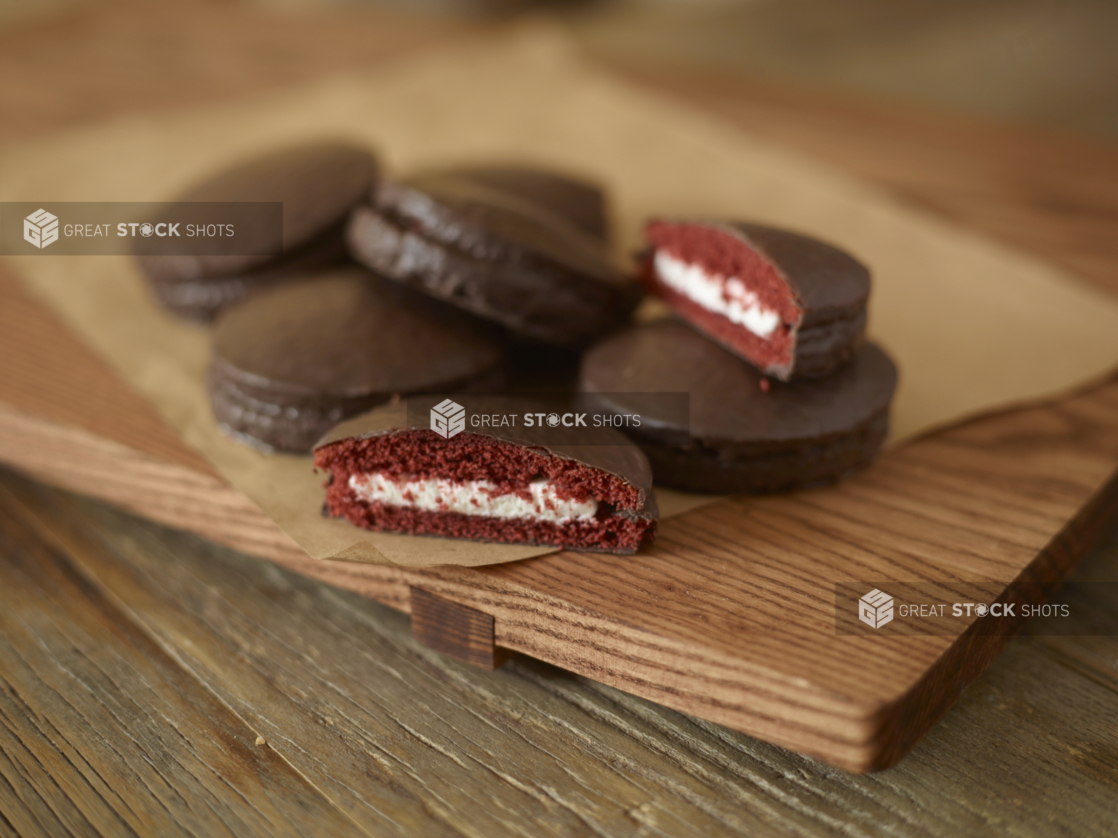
(314, 397), (658, 554)
(643, 220), (870, 380)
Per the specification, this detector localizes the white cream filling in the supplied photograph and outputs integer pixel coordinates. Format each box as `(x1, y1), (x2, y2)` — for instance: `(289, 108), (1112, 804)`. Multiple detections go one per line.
(348, 473), (599, 524)
(654, 250), (781, 339)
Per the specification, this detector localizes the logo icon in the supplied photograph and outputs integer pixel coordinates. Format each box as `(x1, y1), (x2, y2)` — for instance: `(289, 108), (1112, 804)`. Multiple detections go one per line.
(23, 208), (59, 249)
(430, 398), (466, 439)
(858, 589), (894, 629)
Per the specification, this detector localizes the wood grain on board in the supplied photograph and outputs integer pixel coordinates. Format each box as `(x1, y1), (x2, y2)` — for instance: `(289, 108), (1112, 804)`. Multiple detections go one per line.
(6, 471), (1115, 837)
(2, 1), (1118, 775)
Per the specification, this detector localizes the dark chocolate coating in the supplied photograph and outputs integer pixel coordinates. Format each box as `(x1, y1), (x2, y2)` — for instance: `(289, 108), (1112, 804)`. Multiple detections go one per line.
(316, 394), (657, 523)
(346, 172), (640, 347)
(139, 142), (377, 280)
(445, 166), (609, 242)
(578, 320), (897, 493)
(207, 268), (504, 453)
(146, 222), (349, 323)
(727, 223), (870, 319)
(719, 222), (869, 379)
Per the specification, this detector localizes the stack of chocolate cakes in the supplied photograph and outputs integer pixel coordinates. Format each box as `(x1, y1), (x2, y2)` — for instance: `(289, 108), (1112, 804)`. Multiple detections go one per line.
(579, 220), (898, 494)
(135, 141), (897, 554)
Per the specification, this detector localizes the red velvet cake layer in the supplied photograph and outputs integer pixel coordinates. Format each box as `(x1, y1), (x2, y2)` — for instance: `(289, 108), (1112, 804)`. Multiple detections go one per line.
(649, 275), (795, 372)
(645, 221), (801, 324)
(330, 502), (653, 553)
(644, 221), (803, 374)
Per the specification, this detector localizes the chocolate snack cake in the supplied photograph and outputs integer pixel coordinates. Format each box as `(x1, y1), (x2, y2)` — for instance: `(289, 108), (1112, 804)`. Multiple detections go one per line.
(579, 320), (897, 494)
(314, 397), (658, 554)
(642, 220), (870, 380)
(207, 269), (503, 454)
(138, 142), (378, 321)
(346, 170), (640, 347)
(414, 166), (613, 389)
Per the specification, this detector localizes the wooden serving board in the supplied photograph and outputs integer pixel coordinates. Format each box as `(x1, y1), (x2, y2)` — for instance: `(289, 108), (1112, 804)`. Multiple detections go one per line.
(3, 261), (1117, 773)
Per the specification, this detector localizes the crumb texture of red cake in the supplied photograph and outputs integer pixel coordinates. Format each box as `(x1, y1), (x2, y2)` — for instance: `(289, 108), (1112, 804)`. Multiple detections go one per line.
(315, 430), (656, 554)
(327, 502), (653, 554)
(645, 220), (801, 374)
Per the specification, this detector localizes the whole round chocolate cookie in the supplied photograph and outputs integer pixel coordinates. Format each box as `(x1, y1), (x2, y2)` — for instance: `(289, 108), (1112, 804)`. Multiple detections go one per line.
(642, 220), (870, 380)
(139, 141), (378, 321)
(207, 268), (504, 454)
(346, 171), (640, 347)
(579, 320), (897, 494)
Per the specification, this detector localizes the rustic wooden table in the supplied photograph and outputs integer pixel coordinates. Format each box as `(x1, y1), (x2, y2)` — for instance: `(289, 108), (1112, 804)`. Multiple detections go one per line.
(2, 2), (1117, 835)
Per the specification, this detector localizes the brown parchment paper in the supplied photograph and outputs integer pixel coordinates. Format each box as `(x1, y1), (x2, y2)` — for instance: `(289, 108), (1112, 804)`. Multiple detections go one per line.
(3, 26), (1118, 568)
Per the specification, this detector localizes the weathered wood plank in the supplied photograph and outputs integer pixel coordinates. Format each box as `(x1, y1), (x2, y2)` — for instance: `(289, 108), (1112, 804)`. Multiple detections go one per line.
(4, 470), (1117, 837)
(0, 479), (365, 838)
